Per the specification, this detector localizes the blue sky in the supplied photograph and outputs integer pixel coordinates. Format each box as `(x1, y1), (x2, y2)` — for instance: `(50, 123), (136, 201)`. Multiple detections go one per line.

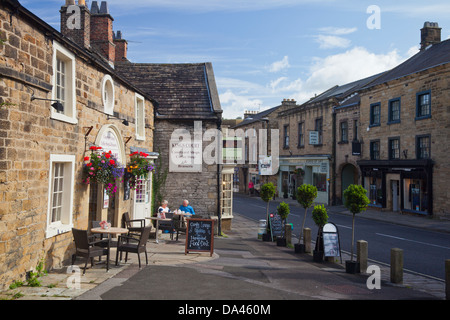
(22, 0), (450, 119)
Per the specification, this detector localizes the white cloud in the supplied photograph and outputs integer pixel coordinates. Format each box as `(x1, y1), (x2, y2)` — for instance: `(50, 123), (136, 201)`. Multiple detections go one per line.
(220, 90), (264, 119)
(316, 35), (352, 49)
(318, 27), (358, 35)
(103, 0), (329, 13)
(268, 56), (290, 73)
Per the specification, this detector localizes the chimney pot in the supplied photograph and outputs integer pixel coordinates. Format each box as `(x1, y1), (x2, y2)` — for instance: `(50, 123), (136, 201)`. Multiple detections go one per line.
(78, 0), (86, 6)
(420, 21), (441, 51)
(100, 1), (109, 14)
(91, 1), (99, 14)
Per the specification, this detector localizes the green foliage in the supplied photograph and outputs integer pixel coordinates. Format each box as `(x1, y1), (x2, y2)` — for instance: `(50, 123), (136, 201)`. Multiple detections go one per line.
(152, 150), (168, 214)
(277, 202), (290, 220)
(9, 280), (23, 290)
(343, 184), (370, 215)
(296, 184), (318, 209)
(311, 204), (328, 227)
(26, 257), (47, 287)
(260, 183), (276, 202)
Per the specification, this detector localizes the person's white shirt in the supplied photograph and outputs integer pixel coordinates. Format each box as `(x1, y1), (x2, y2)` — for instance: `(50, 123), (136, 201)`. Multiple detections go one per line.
(158, 206), (169, 219)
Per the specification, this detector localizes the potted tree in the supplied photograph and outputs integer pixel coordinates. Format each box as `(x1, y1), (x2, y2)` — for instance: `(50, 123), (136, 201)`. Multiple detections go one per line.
(311, 204), (328, 262)
(343, 184), (370, 274)
(276, 202), (290, 246)
(295, 184), (318, 253)
(260, 183), (276, 241)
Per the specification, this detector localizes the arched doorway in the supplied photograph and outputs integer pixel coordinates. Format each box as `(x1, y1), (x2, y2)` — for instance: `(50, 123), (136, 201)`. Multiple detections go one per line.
(341, 164), (357, 203)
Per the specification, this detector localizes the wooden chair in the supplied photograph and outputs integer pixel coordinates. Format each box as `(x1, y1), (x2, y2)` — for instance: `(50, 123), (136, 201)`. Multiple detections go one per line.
(115, 226), (151, 268)
(72, 228), (110, 275)
(122, 212), (148, 236)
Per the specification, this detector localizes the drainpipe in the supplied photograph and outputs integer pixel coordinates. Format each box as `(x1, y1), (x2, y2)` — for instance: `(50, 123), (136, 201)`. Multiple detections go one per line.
(332, 106), (337, 206)
(217, 117), (223, 236)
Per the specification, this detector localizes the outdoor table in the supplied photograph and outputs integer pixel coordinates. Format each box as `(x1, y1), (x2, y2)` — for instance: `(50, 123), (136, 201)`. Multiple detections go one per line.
(145, 217), (172, 243)
(90, 227), (128, 270)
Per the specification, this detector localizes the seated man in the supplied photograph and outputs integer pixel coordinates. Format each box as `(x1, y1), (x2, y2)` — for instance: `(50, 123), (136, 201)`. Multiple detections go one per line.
(179, 199), (195, 215)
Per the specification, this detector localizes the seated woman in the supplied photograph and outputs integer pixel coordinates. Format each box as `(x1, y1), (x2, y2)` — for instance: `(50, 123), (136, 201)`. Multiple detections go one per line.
(179, 199), (195, 215)
(158, 200), (170, 219)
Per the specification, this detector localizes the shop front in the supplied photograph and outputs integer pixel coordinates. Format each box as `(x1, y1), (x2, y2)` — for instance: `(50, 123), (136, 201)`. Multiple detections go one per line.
(358, 159), (433, 215)
(278, 156), (331, 204)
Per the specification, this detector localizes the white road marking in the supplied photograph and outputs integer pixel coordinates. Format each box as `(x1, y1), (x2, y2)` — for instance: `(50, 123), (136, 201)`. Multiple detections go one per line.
(376, 233), (450, 250)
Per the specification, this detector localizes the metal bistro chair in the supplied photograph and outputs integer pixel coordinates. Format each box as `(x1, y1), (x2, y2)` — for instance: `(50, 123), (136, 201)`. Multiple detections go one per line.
(158, 211), (174, 240)
(115, 226), (152, 268)
(72, 228), (110, 275)
(122, 212), (147, 236)
(173, 214), (187, 241)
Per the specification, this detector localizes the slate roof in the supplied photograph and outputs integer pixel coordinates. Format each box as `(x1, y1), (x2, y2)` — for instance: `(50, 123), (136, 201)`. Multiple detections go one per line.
(115, 62), (222, 121)
(362, 38), (450, 90)
(232, 105), (281, 129)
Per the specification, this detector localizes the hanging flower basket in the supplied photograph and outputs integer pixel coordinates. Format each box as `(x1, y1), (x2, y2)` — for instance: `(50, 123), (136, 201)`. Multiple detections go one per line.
(126, 151), (154, 189)
(82, 146), (125, 196)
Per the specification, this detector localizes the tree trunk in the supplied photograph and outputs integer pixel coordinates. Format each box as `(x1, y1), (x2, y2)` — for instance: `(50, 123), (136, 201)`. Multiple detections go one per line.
(350, 213), (355, 261)
(298, 207), (308, 244)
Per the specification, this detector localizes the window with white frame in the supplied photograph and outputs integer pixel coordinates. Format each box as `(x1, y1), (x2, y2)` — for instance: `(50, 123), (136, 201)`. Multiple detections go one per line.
(46, 154), (75, 238)
(102, 75), (115, 115)
(52, 41), (77, 124)
(135, 93), (145, 140)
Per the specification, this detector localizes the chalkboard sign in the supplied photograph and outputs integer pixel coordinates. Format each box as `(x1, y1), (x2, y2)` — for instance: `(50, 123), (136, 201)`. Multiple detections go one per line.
(322, 223), (342, 263)
(185, 218), (214, 256)
(268, 213), (285, 241)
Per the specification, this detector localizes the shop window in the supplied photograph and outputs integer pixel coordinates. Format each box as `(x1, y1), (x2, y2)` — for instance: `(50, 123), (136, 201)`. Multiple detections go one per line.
(313, 166), (327, 192)
(46, 154), (76, 238)
(52, 41), (77, 124)
(370, 103), (381, 127)
(403, 178), (428, 213)
(416, 135), (431, 159)
(389, 138), (400, 160)
(416, 90), (431, 120)
(367, 176), (382, 206)
(135, 93), (145, 141)
(388, 98), (401, 124)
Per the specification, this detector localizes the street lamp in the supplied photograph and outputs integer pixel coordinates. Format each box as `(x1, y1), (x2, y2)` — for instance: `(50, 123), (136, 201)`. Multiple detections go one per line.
(30, 96), (64, 113)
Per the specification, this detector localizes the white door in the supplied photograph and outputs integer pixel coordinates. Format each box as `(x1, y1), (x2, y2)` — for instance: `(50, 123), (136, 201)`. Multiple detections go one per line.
(133, 175), (152, 223)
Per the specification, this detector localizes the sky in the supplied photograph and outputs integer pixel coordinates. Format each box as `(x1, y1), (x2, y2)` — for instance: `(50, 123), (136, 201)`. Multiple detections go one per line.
(22, 0), (450, 119)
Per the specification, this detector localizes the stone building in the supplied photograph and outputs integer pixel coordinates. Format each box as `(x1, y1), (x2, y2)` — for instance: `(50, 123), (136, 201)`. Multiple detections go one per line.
(230, 102), (286, 196)
(358, 22), (450, 218)
(115, 62), (225, 229)
(0, 0), (155, 288)
(276, 75), (379, 205)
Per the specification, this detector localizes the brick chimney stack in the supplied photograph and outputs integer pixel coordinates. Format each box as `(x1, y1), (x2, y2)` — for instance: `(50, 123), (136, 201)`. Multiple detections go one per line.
(60, 0), (91, 49)
(114, 30), (128, 62)
(420, 22), (441, 51)
(90, 1), (116, 64)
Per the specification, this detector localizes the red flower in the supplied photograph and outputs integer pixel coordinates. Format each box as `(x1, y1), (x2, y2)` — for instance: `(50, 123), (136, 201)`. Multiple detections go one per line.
(84, 156), (90, 161)
(89, 146), (102, 151)
(105, 153), (111, 159)
(130, 151), (139, 157)
(109, 159), (115, 165)
(86, 163), (92, 167)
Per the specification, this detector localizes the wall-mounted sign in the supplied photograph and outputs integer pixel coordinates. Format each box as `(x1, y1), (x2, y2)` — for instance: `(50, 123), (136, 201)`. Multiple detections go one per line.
(309, 131), (319, 145)
(258, 156), (273, 176)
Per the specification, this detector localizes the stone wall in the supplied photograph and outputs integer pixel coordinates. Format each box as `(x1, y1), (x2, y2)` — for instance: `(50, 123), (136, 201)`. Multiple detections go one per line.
(154, 120), (220, 217)
(0, 4), (154, 289)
